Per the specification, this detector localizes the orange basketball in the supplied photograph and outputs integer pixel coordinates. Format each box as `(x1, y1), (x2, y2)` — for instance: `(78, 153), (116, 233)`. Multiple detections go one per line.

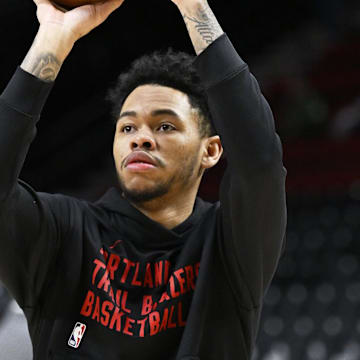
(53, 0), (103, 9)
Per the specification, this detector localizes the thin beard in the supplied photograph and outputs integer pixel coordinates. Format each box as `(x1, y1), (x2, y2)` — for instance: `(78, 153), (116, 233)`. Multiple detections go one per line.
(117, 152), (200, 205)
(119, 177), (174, 204)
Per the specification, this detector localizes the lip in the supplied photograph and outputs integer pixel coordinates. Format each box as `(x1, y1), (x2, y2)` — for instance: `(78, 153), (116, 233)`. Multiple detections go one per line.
(124, 151), (157, 168)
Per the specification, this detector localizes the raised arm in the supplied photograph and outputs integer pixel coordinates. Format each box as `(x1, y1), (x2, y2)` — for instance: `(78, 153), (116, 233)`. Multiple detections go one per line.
(0, 0), (124, 307)
(22, 0), (124, 81)
(172, 0), (223, 55)
(173, 0), (287, 308)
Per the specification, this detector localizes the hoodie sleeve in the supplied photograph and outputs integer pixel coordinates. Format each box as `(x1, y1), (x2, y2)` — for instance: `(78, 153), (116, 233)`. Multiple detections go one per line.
(194, 34), (287, 309)
(0, 67), (58, 309)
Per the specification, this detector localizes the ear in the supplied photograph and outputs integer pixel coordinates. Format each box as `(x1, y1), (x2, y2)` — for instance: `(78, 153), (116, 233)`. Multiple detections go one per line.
(200, 135), (223, 170)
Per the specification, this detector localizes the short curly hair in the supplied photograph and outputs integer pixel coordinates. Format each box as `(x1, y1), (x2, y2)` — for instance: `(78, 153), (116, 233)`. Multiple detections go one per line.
(106, 49), (215, 138)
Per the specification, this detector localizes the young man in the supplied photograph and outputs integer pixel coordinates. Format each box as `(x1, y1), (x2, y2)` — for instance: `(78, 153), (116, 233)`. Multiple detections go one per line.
(0, 0), (287, 359)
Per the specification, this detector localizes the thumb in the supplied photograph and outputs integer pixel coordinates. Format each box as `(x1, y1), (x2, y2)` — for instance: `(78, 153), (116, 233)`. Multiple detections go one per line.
(33, 0), (51, 4)
(93, 0), (125, 21)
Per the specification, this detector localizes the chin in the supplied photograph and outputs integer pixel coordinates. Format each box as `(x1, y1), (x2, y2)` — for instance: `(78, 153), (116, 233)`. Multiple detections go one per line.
(118, 176), (172, 204)
(123, 177), (158, 193)
(122, 185), (169, 204)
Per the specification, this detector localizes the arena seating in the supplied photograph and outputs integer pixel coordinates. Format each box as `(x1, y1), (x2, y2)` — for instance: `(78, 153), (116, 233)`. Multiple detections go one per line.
(255, 195), (360, 360)
(0, 284), (10, 321)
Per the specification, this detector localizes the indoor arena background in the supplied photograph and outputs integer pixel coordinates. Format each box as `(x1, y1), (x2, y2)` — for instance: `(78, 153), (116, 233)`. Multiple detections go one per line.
(0, 0), (360, 359)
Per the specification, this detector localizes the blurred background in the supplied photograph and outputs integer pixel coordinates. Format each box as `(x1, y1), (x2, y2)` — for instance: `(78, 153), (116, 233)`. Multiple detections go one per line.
(0, 0), (360, 359)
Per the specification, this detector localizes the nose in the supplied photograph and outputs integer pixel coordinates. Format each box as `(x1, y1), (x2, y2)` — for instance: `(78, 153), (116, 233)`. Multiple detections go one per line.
(131, 131), (156, 151)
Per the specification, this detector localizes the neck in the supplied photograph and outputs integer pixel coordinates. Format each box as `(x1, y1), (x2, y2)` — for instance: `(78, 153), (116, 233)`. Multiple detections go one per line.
(130, 186), (199, 230)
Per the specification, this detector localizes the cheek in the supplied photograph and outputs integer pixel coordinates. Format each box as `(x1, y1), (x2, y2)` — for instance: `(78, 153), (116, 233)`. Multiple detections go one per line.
(113, 139), (125, 168)
(113, 138), (118, 157)
(173, 141), (201, 166)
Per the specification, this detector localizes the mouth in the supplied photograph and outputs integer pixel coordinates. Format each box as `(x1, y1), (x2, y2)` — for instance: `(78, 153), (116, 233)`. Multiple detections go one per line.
(126, 162), (156, 170)
(124, 151), (158, 171)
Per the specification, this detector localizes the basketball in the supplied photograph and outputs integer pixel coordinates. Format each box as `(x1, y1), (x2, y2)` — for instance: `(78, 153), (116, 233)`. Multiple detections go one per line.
(53, 0), (103, 9)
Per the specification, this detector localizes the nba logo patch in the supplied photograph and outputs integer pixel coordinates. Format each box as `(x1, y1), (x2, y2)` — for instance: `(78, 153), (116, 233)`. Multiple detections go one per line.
(68, 322), (86, 349)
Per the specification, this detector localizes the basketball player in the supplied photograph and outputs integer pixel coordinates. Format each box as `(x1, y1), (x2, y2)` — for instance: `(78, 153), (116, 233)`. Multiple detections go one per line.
(0, 0), (287, 358)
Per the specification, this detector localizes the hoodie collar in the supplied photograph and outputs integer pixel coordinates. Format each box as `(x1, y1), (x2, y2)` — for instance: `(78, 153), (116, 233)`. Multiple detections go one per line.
(95, 187), (212, 237)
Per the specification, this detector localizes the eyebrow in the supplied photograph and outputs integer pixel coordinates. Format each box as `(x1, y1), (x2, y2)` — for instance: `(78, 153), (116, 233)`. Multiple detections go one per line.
(151, 109), (181, 119)
(118, 109), (182, 121)
(118, 111), (137, 120)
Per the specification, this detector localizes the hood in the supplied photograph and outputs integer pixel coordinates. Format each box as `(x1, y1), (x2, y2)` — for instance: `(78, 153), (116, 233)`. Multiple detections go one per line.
(95, 187), (215, 249)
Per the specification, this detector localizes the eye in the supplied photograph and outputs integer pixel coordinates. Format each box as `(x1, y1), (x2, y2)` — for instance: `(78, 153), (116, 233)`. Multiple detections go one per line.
(121, 125), (135, 133)
(158, 123), (175, 132)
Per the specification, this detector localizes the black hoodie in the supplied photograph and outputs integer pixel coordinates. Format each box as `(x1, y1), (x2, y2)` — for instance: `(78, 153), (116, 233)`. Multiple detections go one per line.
(0, 34), (287, 360)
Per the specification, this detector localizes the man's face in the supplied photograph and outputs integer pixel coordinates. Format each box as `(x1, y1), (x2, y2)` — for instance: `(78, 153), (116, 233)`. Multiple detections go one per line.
(113, 84), (206, 204)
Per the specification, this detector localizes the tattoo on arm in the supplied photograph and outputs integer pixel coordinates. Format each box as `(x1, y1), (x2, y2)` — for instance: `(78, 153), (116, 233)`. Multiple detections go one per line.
(30, 54), (61, 82)
(182, 5), (223, 54)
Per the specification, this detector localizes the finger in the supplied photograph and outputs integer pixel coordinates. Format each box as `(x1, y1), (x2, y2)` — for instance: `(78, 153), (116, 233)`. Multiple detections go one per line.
(33, 0), (52, 5)
(33, 0), (68, 12)
(94, 0), (125, 19)
(50, 1), (69, 12)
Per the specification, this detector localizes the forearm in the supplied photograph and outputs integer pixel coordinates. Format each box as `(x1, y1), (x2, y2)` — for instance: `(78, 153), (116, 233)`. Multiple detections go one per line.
(194, 35), (282, 172)
(177, 1), (224, 55)
(21, 24), (75, 82)
(0, 25), (66, 198)
(0, 68), (53, 200)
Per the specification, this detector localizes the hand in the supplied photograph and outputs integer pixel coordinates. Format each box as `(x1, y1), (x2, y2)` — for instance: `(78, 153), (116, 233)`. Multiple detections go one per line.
(34, 0), (125, 42)
(21, 0), (124, 81)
